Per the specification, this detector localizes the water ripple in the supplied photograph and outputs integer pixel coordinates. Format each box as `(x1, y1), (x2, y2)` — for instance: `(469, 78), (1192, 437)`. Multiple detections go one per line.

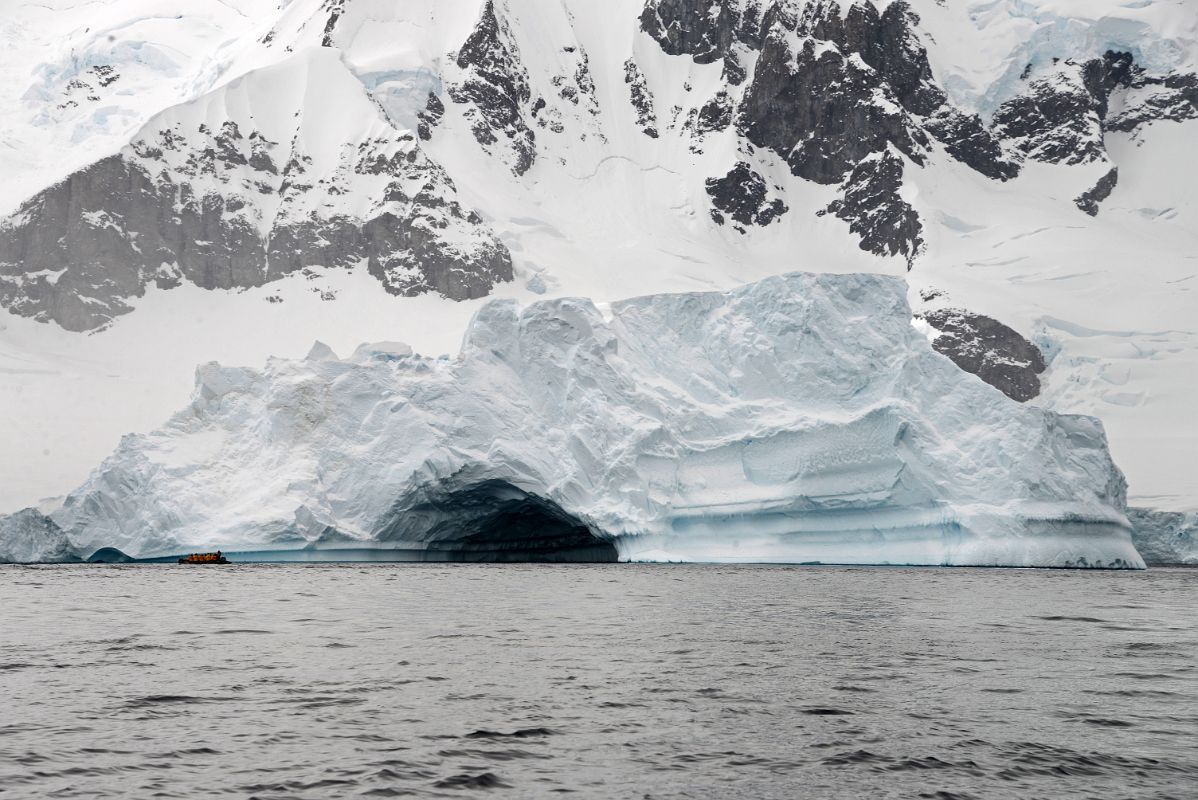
(0, 563), (1193, 799)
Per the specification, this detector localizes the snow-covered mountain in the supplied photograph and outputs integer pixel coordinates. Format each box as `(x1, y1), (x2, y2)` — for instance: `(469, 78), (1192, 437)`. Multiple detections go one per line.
(0, 0), (1195, 556)
(1, 48), (510, 331)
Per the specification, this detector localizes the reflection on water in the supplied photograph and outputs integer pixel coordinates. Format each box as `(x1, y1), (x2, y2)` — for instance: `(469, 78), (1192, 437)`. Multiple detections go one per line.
(1, 564), (1194, 798)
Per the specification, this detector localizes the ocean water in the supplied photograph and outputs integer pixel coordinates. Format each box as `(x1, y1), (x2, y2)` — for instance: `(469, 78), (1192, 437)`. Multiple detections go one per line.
(0, 564), (1194, 799)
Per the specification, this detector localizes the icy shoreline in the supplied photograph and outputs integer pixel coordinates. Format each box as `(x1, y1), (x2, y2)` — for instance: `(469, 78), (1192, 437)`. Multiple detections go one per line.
(0, 273), (1145, 567)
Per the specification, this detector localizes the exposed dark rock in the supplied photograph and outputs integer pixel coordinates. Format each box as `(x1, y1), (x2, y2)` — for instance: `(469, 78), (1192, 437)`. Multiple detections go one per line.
(925, 107), (1018, 180)
(646, 0), (1198, 259)
(640, 0), (739, 64)
(1075, 167), (1119, 216)
(57, 65), (124, 109)
(569, 47), (601, 117)
(263, 217), (361, 282)
(213, 121), (248, 166)
(1106, 70), (1198, 132)
(534, 44), (603, 138)
(802, 1), (942, 115)
(361, 212), (505, 300)
(247, 131), (278, 173)
(739, 12), (928, 184)
(92, 64), (118, 88)
(644, 0), (1019, 186)
(0, 124), (512, 331)
(694, 91), (733, 135)
(449, 0), (536, 175)
(417, 92), (445, 141)
(991, 63), (1108, 165)
(1081, 50), (1137, 118)
(320, 0), (344, 47)
(635, 0), (1043, 260)
(624, 58), (659, 138)
(740, 1), (1021, 182)
(823, 151), (922, 267)
(722, 51), (747, 85)
(706, 162), (787, 228)
(920, 308), (1046, 402)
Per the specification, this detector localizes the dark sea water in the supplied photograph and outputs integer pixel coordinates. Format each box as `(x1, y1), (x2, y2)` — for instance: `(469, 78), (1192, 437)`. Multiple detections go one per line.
(1, 564), (1195, 799)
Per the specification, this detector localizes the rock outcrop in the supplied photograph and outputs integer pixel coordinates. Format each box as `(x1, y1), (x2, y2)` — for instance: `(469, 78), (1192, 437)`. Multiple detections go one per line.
(706, 162), (788, 229)
(644, 0), (1016, 260)
(992, 49), (1197, 215)
(1128, 508), (1198, 566)
(448, 0), (538, 175)
(823, 151), (923, 268)
(6, 3), (1198, 330)
(0, 50), (512, 331)
(920, 308), (1047, 402)
(1075, 167), (1120, 216)
(624, 58), (660, 138)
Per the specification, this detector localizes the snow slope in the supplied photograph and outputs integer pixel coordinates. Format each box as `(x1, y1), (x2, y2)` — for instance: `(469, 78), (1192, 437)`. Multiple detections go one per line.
(0, 0), (282, 216)
(0, 273), (1143, 567)
(0, 0), (1195, 529)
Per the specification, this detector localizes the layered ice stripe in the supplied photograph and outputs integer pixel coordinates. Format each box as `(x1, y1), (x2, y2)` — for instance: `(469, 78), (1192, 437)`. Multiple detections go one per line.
(0, 272), (1143, 566)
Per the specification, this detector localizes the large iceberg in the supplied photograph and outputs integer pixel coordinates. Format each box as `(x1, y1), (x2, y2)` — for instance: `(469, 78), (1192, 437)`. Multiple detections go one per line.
(1127, 508), (1198, 566)
(1, 273), (1144, 567)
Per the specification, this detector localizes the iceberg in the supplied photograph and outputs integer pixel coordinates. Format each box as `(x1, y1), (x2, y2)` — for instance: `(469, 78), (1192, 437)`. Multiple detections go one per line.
(1127, 508), (1198, 566)
(0, 509), (74, 564)
(0, 273), (1144, 567)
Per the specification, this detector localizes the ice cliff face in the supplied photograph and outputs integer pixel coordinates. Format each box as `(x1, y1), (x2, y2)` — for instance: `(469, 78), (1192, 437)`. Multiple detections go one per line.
(0, 273), (1142, 567)
(1, 0), (1196, 538)
(918, 308), (1047, 403)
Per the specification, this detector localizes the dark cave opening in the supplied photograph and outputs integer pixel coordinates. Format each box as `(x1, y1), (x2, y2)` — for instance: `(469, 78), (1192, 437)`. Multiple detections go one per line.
(397, 480), (618, 563)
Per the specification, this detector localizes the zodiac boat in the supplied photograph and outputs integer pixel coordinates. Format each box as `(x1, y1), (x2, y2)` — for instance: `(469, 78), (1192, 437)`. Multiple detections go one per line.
(177, 552), (229, 564)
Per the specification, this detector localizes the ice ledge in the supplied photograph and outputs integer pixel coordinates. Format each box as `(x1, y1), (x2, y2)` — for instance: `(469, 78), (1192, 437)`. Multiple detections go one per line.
(1, 272), (1144, 567)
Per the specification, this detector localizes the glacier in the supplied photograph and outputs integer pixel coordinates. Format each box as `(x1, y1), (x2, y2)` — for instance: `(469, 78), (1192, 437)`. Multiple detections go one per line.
(0, 272), (1144, 567)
